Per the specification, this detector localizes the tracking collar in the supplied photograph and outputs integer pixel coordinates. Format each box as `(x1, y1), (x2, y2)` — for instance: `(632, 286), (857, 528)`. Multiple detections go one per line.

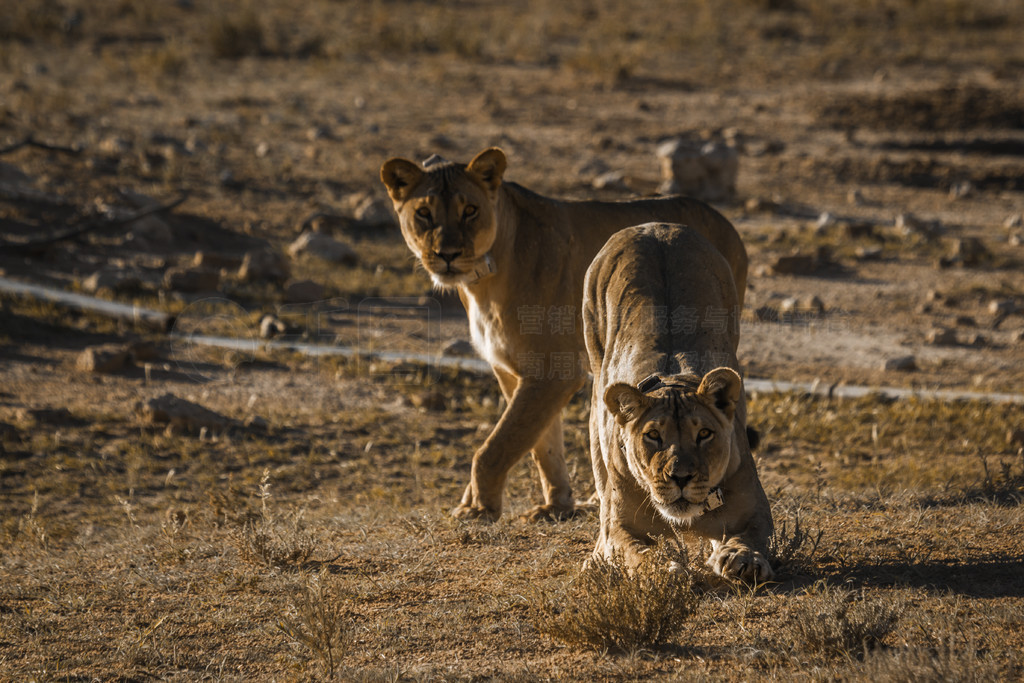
(636, 373), (699, 395)
(465, 252), (496, 285)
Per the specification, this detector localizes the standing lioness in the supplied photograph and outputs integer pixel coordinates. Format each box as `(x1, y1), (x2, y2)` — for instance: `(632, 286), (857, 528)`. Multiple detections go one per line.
(381, 148), (747, 522)
(584, 223), (773, 581)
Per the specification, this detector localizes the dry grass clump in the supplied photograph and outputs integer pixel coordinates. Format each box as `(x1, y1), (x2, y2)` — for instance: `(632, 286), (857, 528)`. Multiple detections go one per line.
(789, 582), (905, 660)
(232, 469), (327, 568)
(767, 505), (824, 576)
(532, 543), (701, 652)
(277, 572), (356, 679)
(851, 636), (1005, 683)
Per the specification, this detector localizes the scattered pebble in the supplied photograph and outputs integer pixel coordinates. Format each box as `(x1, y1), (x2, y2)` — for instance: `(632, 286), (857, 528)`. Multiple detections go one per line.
(925, 327), (958, 347)
(76, 345), (130, 374)
(883, 355), (917, 372)
(137, 393), (235, 436)
(163, 266), (220, 293)
(657, 137), (738, 202)
(288, 231), (358, 265)
(238, 249), (290, 283)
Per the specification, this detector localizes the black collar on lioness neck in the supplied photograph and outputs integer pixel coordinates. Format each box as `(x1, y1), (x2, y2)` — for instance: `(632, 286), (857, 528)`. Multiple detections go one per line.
(636, 374), (701, 395)
(622, 374), (725, 514)
(464, 253), (496, 285)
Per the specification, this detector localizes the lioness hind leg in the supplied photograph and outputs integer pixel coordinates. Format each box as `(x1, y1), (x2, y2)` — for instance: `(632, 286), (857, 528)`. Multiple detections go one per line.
(520, 415), (593, 522)
(707, 537), (774, 583)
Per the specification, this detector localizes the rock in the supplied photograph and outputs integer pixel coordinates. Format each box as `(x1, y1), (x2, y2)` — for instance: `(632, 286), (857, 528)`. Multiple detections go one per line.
(745, 197), (777, 213)
(353, 195), (395, 228)
(284, 279), (325, 303)
(769, 253), (817, 276)
(816, 212), (836, 231)
(592, 171), (630, 192)
(238, 249), (290, 283)
(988, 299), (1018, 317)
(950, 237), (991, 267)
(98, 136), (132, 155)
(288, 231), (358, 265)
(1008, 429), (1024, 448)
(138, 393), (235, 435)
(656, 137), (738, 202)
(411, 390), (447, 412)
(76, 345), (129, 373)
(842, 222), (878, 240)
(1004, 214), (1023, 229)
(259, 314), (288, 339)
(129, 215), (174, 245)
(575, 157), (611, 178)
(163, 266), (220, 293)
(964, 333), (989, 348)
(855, 246), (884, 261)
(948, 180), (974, 200)
(895, 212), (941, 239)
(847, 189), (866, 206)
(442, 339), (476, 358)
(925, 327), (958, 346)
(954, 316), (977, 328)
(244, 415), (268, 431)
(127, 339), (161, 362)
(82, 268), (141, 294)
(193, 250), (242, 269)
(883, 355), (917, 372)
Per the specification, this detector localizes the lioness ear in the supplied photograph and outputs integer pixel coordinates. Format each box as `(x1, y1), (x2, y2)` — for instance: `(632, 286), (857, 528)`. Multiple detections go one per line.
(697, 367), (742, 422)
(380, 158), (424, 202)
(466, 147), (506, 193)
(604, 383), (648, 425)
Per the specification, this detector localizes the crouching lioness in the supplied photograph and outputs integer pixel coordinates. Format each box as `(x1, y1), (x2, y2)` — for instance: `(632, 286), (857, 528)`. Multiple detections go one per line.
(583, 222), (773, 582)
(381, 148), (748, 522)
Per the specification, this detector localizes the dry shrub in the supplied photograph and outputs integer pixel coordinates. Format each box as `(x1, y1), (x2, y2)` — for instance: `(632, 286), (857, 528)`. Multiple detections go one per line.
(849, 636), (1004, 683)
(791, 582), (905, 660)
(209, 11), (263, 59)
(768, 505), (823, 575)
(532, 543), (700, 652)
(277, 573), (355, 679)
(232, 469), (323, 568)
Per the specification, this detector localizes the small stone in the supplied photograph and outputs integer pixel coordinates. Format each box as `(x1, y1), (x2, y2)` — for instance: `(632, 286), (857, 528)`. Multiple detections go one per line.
(412, 390), (447, 411)
(193, 250), (242, 269)
(442, 339), (476, 358)
(657, 137), (738, 202)
(353, 196), (395, 228)
(925, 327), (958, 346)
(76, 345), (129, 373)
(163, 266), (220, 293)
(127, 339), (161, 362)
(964, 333), (989, 348)
(855, 246), (884, 261)
(138, 393), (234, 434)
(82, 268), (140, 294)
(842, 222), (877, 240)
(896, 212), (941, 239)
(288, 231), (358, 265)
(259, 315), (288, 339)
(816, 212), (836, 230)
(988, 299), (1017, 317)
(238, 249), (290, 283)
(129, 215), (174, 245)
(769, 253), (817, 276)
(745, 197), (777, 213)
(244, 415), (268, 431)
(847, 189), (865, 205)
(883, 355), (917, 372)
(953, 316), (977, 328)
(1004, 214), (1023, 229)
(949, 237), (990, 267)
(284, 279), (326, 303)
(948, 180), (974, 199)
(592, 171), (630, 192)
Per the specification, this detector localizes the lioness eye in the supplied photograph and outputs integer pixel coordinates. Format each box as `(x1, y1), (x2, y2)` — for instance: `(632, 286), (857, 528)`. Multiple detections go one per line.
(463, 205), (477, 218)
(697, 428), (713, 443)
(643, 429), (661, 443)
(416, 207), (432, 218)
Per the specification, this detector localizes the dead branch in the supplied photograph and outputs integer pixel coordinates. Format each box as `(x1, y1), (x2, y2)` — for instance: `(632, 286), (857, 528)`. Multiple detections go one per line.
(0, 136), (82, 157)
(1, 192), (189, 256)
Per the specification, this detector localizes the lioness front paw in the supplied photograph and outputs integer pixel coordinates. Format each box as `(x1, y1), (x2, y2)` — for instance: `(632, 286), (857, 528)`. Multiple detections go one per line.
(450, 503), (501, 522)
(707, 541), (774, 583)
(519, 501), (595, 523)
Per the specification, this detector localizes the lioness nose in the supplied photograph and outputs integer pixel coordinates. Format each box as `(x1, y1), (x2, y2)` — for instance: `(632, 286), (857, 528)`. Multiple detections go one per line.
(436, 250), (462, 265)
(671, 473), (694, 489)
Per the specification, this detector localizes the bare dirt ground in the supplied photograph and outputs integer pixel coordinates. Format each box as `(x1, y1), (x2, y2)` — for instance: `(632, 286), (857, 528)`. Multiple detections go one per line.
(2, 1), (1024, 680)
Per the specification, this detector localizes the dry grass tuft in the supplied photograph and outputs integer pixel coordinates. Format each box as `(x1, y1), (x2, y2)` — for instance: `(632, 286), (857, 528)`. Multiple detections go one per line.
(767, 505), (824, 575)
(277, 572), (356, 679)
(789, 581), (905, 660)
(532, 543), (700, 652)
(232, 469), (325, 568)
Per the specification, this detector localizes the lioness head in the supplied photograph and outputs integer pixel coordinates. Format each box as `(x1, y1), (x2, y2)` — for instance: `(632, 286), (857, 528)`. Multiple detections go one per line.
(604, 367), (743, 525)
(380, 148), (506, 289)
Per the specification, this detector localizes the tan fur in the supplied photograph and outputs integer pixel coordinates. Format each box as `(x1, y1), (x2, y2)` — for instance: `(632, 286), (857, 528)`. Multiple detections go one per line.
(381, 148), (748, 522)
(584, 223), (773, 582)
